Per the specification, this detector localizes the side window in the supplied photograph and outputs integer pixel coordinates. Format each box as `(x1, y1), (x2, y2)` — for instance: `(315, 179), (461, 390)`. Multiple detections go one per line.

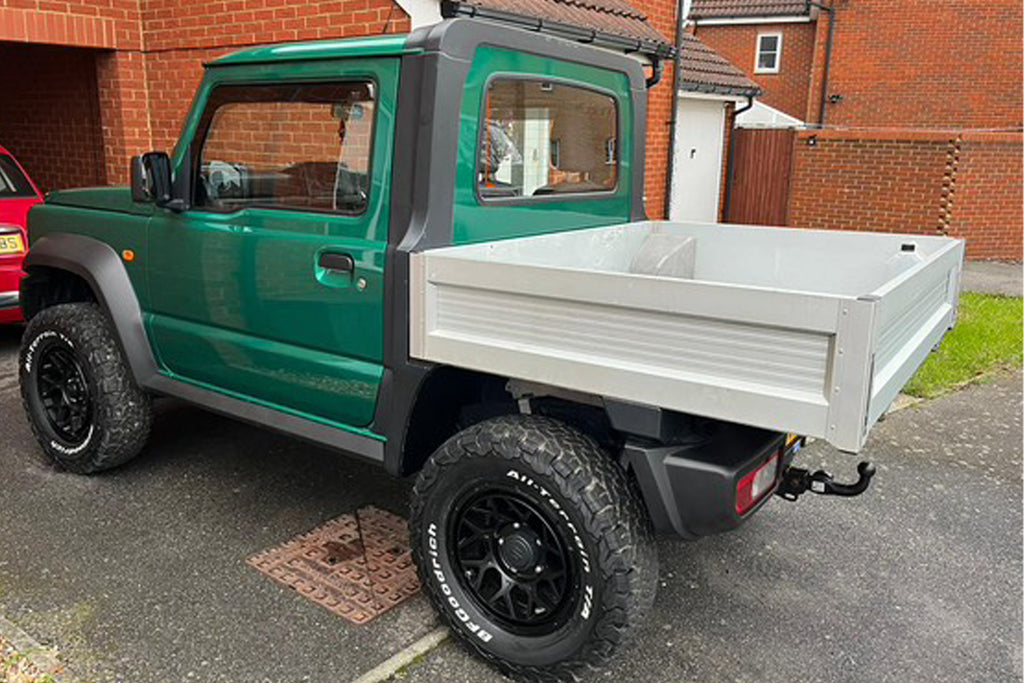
(478, 79), (618, 200)
(755, 33), (782, 74)
(194, 81), (376, 213)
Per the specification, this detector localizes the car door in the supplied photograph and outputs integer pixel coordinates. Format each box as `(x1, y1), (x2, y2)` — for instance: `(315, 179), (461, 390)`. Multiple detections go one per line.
(146, 61), (398, 428)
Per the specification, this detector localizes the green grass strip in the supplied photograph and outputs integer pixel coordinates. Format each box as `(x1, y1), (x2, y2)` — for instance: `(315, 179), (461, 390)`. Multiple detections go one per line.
(904, 292), (1023, 399)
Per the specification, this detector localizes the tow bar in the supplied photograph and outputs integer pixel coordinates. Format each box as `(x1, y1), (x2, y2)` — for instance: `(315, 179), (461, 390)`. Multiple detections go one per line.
(776, 461), (876, 501)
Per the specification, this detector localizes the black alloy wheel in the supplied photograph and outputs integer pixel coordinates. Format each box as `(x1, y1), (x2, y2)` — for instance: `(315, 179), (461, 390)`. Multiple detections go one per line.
(451, 487), (578, 635)
(35, 344), (93, 443)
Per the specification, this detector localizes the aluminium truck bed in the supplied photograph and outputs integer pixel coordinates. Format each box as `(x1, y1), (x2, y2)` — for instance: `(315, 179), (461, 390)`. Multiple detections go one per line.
(409, 221), (964, 452)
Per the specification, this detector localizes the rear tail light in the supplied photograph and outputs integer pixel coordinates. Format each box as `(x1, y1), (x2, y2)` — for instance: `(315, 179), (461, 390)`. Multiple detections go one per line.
(735, 453), (779, 515)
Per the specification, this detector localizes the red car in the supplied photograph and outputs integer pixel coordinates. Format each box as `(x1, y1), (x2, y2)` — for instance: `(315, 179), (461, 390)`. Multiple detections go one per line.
(0, 145), (43, 324)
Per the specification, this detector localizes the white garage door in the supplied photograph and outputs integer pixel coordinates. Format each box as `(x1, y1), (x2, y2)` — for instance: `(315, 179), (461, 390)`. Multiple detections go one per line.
(669, 98), (727, 222)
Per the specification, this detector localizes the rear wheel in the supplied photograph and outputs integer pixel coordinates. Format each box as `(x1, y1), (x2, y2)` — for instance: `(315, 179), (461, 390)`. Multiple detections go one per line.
(410, 415), (658, 681)
(20, 303), (151, 474)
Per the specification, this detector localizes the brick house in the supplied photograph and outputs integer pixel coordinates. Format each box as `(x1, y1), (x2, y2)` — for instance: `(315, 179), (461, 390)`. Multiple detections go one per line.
(0, 0), (759, 225)
(689, 0), (813, 124)
(689, 0), (1023, 260)
(2, 0), (1016, 259)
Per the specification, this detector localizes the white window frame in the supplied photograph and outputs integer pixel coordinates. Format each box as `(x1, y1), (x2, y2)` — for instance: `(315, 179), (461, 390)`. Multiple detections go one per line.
(755, 32), (783, 74)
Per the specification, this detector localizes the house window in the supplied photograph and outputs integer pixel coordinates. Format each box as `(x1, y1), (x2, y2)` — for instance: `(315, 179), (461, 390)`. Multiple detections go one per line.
(755, 33), (782, 74)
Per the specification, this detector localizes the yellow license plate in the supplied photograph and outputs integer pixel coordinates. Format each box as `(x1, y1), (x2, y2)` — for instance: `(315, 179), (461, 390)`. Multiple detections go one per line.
(0, 234), (24, 254)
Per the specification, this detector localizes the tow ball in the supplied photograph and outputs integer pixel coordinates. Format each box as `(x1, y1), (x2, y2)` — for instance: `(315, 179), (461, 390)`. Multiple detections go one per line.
(775, 461), (876, 501)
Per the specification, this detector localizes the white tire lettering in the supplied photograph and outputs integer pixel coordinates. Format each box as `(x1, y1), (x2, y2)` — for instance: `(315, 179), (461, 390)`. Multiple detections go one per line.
(503, 468), (597, 619)
(426, 520), (495, 643)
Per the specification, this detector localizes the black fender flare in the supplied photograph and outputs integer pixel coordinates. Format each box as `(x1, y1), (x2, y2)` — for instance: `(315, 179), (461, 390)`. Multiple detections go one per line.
(22, 233), (160, 386)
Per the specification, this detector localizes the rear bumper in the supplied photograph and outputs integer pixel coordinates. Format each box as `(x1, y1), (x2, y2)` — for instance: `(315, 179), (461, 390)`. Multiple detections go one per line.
(622, 424), (787, 540)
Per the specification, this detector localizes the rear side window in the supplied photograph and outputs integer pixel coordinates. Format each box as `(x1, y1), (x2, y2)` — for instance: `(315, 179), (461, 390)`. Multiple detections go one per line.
(478, 79), (618, 200)
(0, 155), (35, 198)
(194, 81), (376, 214)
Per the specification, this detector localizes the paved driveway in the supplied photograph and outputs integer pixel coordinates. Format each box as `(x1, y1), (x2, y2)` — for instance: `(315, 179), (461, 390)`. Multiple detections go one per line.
(0, 322), (1020, 683)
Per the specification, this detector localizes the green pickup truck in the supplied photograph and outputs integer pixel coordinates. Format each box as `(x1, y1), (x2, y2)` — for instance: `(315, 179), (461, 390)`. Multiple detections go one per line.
(17, 18), (963, 680)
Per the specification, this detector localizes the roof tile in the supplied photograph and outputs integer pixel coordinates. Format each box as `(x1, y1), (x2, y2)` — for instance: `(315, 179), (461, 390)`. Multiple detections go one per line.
(676, 31), (761, 93)
(456, 0), (667, 43)
(452, 0), (761, 95)
(689, 0), (810, 20)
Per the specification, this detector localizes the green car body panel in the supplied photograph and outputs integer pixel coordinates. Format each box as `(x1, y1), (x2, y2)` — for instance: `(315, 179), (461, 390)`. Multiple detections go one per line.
(28, 194), (153, 308)
(45, 187), (151, 215)
(207, 34), (418, 67)
(148, 55), (401, 428)
(23, 28), (639, 442)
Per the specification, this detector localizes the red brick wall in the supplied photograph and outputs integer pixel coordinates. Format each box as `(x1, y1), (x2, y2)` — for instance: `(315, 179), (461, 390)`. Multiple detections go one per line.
(823, 0), (1023, 129)
(642, 0), (677, 220)
(0, 0), (142, 49)
(947, 134), (1024, 260)
(788, 130), (1023, 260)
(804, 8), (828, 124)
(139, 0), (410, 162)
(95, 50), (154, 185)
(0, 42), (106, 190)
(644, 68), (673, 219)
(142, 0), (409, 51)
(694, 0), (1023, 129)
(145, 48), (225, 153)
(692, 22), (815, 120)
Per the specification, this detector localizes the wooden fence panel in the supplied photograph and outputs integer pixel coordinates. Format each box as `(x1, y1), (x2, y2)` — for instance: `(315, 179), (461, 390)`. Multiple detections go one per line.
(726, 128), (795, 226)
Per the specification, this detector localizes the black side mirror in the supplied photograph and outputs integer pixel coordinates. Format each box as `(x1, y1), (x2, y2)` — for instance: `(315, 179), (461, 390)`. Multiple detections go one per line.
(130, 152), (173, 206)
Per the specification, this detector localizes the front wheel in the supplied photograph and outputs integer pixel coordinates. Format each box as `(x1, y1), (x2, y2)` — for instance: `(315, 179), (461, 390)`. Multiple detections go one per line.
(410, 415), (658, 681)
(20, 303), (151, 474)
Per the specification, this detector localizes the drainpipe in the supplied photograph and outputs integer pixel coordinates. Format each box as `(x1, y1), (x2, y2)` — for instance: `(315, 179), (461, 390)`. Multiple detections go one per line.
(721, 95), (755, 222)
(664, 0), (686, 219)
(646, 58), (665, 89)
(806, 0), (836, 127)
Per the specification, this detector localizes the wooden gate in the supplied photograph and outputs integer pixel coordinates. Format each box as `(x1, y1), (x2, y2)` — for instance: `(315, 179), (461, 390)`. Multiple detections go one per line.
(725, 128), (796, 226)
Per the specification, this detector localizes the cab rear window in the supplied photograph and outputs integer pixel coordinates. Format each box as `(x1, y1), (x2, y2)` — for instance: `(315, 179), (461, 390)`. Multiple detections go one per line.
(478, 79), (618, 201)
(0, 155), (34, 198)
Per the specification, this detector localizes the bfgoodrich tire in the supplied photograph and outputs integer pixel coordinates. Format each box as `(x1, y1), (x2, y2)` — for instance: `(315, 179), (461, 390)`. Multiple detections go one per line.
(410, 415), (658, 681)
(20, 303), (151, 474)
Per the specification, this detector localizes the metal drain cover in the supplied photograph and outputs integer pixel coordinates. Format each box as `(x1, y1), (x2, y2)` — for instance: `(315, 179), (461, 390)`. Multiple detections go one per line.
(248, 506), (420, 624)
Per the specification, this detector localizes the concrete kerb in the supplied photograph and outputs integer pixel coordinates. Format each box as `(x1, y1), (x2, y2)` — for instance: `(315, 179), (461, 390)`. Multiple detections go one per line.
(0, 614), (73, 682)
(347, 626), (451, 683)
(0, 609), (452, 683)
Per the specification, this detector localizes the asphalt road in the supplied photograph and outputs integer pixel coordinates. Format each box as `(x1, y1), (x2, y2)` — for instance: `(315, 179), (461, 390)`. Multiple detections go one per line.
(961, 261), (1022, 298)
(0, 322), (1021, 683)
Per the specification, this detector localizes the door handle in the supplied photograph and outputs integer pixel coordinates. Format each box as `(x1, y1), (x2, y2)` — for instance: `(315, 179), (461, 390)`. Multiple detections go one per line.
(318, 251), (355, 273)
